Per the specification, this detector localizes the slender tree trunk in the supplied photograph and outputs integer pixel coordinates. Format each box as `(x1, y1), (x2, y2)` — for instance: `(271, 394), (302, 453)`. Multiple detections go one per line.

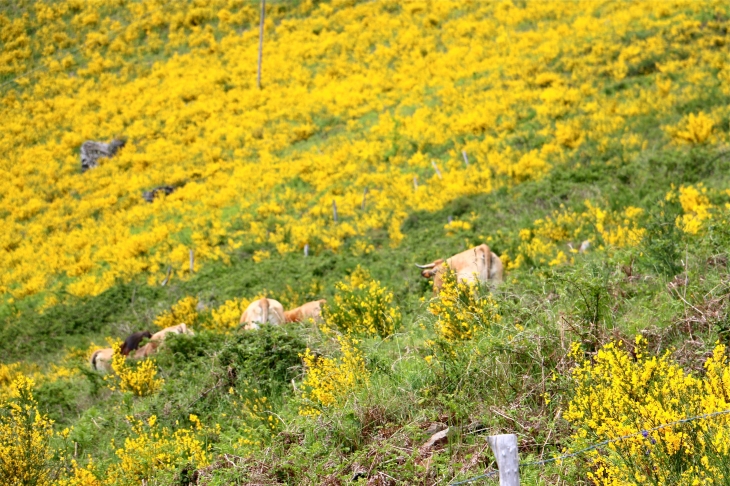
(257, 0), (266, 89)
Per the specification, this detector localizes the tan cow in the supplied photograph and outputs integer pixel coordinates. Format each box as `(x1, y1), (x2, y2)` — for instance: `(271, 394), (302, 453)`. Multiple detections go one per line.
(284, 299), (326, 323)
(89, 348), (114, 373)
(133, 323), (195, 358)
(416, 244), (503, 293)
(240, 298), (286, 330)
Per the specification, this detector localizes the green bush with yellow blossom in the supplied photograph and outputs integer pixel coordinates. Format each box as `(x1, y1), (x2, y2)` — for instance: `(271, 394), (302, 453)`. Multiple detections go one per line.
(322, 266), (401, 338)
(105, 342), (163, 397)
(566, 336), (730, 485)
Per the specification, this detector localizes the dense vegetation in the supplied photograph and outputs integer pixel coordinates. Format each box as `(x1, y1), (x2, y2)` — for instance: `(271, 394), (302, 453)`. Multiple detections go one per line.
(3, 0), (730, 484)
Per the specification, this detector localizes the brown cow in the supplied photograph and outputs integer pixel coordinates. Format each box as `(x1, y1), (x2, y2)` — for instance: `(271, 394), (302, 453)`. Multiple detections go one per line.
(89, 348), (114, 373)
(133, 324), (195, 359)
(120, 331), (152, 356)
(240, 298), (286, 330)
(416, 244), (503, 293)
(284, 299), (326, 323)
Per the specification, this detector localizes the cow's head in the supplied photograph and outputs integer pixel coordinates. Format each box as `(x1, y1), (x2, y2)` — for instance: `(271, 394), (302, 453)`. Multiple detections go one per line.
(415, 259), (445, 279)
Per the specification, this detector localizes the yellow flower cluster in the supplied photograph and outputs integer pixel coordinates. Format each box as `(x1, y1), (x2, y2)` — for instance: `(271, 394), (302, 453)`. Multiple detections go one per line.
(208, 297), (251, 332)
(667, 184), (715, 235)
(322, 266), (400, 338)
(666, 111), (715, 145)
(427, 269), (501, 342)
(0, 376), (56, 485)
(2, 0), (728, 305)
(299, 335), (368, 416)
(511, 201), (645, 269)
(106, 415), (210, 485)
(565, 337), (730, 485)
(105, 342), (163, 396)
(153, 295), (199, 329)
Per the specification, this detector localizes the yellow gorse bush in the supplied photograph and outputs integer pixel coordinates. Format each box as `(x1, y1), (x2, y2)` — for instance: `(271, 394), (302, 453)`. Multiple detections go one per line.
(565, 337), (730, 485)
(511, 201), (645, 269)
(668, 111), (715, 145)
(106, 415), (209, 485)
(299, 335), (369, 416)
(209, 297), (251, 332)
(105, 342), (163, 396)
(153, 295), (199, 329)
(0, 376), (56, 485)
(2, 0), (729, 305)
(427, 269), (501, 342)
(322, 266), (400, 338)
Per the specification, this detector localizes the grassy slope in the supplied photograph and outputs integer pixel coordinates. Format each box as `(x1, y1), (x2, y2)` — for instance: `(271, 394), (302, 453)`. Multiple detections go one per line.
(3, 1), (730, 485)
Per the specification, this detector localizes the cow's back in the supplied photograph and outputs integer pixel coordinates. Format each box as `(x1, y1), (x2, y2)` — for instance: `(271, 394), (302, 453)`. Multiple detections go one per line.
(446, 244), (491, 284)
(241, 298), (285, 329)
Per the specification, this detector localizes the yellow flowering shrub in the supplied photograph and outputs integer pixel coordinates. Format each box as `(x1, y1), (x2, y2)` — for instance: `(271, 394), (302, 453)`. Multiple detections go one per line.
(672, 184), (714, 235)
(322, 266), (401, 338)
(105, 343), (163, 396)
(427, 269), (501, 342)
(0, 376), (56, 485)
(565, 337), (730, 485)
(299, 335), (369, 416)
(667, 111), (715, 145)
(105, 415), (209, 485)
(208, 297), (251, 332)
(153, 295), (199, 329)
(512, 201), (645, 269)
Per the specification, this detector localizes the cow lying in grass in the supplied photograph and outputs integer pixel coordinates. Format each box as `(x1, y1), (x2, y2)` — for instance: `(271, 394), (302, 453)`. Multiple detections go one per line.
(89, 330), (152, 372)
(284, 299), (326, 323)
(240, 298), (286, 330)
(416, 244), (503, 293)
(133, 323), (195, 358)
(89, 348), (114, 373)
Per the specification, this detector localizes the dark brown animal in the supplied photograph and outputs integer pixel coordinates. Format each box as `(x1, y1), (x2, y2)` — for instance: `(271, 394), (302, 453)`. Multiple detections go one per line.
(120, 331), (152, 356)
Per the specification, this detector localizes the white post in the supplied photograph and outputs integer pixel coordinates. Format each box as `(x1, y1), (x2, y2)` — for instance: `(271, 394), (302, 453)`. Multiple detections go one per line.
(462, 149), (469, 167)
(304, 243), (309, 257)
(160, 266), (172, 286)
(431, 160), (442, 179)
(257, 0), (265, 89)
(487, 434), (520, 486)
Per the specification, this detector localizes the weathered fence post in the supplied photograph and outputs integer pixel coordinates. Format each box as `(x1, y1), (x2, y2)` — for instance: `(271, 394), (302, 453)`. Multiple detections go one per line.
(462, 149), (469, 167)
(304, 243), (309, 257)
(189, 249), (194, 273)
(487, 434), (520, 486)
(257, 0), (266, 89)
(413, 176), (418, 190)
(431, 160), (442, 179)
(332, 200), (338, 222)
(160, 266), (172, 287)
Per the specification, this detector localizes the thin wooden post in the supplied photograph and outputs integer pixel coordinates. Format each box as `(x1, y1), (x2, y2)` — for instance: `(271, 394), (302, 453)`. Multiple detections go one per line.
(361, 188), (368, 211)
(462, 149), (469, 167)
(160, 266), (172, 286)
(431, 160), (442, 179)
(413, 176), (418, 190)
(257, 0), (265, 89)
(487, 434), (520, 486)
(304, 243), (309, 257)
(332, 200), (338, 222)
(189, 249), (194, 273)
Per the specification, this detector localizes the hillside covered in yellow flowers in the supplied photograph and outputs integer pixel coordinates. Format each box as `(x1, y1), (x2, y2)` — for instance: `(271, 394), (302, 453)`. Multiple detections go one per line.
(4, 0), (730, 484)
(2, 0), (729, 305)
